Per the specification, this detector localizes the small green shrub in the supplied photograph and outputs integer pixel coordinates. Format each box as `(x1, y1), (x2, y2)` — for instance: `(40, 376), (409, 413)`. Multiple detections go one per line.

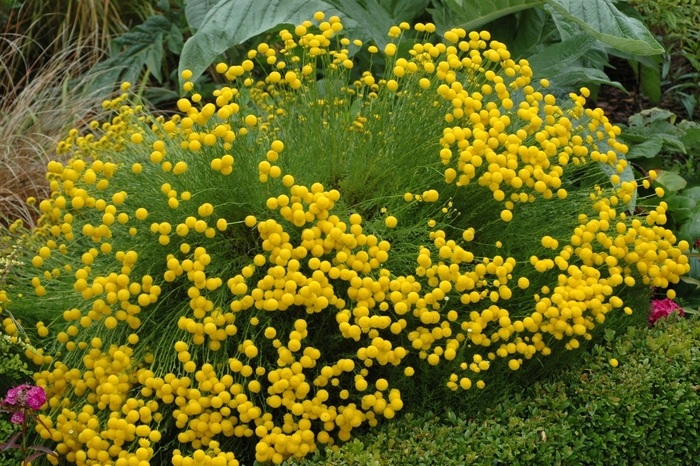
(0, 328), (34, 396)
(295, 316), (700, 465)
(0, 416), (22, 466)
(0, 324), (34, 466)
(630, 0), (700, 119)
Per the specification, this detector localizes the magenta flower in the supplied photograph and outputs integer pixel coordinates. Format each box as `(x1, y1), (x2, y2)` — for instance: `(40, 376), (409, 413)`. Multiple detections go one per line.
(1, 384), (26, 406)
(649, 298), (685, 325)
(25, 386), (46, 410)
(1, 384), (46, 424)
(1, 384), (57, 464)
(1, 384), (45, 410)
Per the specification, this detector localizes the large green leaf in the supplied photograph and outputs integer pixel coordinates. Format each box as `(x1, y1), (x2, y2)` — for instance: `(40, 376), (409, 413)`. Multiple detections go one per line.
(543, 0), (664, 55)
(683, 186), (700, 202)
(680, 212), (700, 243)
(546, 66), (623, 90)
(179, 0), (342, 86)
(437, 0), (545, 32)
(378, 0), (430, 22)
(527, 33), (622, 90)
(639, 57), (662, 103)
(184, 0), (221, 31)
(326, 0), (395, 49)
(89, 15), (175, 91)
(666, 195), (696, 223)
(508, 6), (550, 59)
(625, 135), (664, 159)
(681, 126), (700, 153)
(527, 33), (597, 74)
(655, 170), (688, 193)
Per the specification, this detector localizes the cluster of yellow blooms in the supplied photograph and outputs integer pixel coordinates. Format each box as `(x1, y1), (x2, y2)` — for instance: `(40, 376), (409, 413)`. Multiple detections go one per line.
(0, 10), (690, 466)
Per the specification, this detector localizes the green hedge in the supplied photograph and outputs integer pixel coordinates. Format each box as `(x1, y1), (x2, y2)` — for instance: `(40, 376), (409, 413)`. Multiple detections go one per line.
(291, 315), (700, 465)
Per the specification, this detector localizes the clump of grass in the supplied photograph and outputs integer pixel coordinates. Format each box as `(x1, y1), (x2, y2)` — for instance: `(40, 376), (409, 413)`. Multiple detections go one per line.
(0, 36), (113, 228)
(1, 0), (155, 88)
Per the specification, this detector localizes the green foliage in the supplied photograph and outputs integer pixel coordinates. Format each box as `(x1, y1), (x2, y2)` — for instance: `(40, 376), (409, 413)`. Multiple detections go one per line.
(544, 0), (662, 55)
(323, 0), (432, 47)
(0, 416), (23, 466)
(433, 0), (662, 55)
(0, 0), (158, 92)
(618, 108), (700, 234)
(631, 0), (700, 119)
(177, 0), (662, 94)
(179, 0), (347, 86)
(429, 0), (662, 96)
(0, 330), (33, 397)
(88, 3), (185, 96)
(428, 0), (546, 33)
(292, 316), (700, 465)
(184, 0), (221, 31)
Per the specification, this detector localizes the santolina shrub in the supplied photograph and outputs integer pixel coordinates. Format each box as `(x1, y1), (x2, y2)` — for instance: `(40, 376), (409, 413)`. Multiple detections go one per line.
(0, 11), (691, 466)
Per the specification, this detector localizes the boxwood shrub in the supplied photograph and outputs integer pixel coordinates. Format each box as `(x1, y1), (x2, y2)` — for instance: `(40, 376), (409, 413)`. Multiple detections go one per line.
(292, 315), (700, 465)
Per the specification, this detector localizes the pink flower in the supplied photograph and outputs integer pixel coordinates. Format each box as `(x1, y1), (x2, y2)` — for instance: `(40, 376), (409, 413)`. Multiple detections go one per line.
(1, 384), (29, 407)
(26, 386), (46, 410)
(1, 384), (46, 410)
(649, 298), (685, 325)
(10, 411), (24, 425)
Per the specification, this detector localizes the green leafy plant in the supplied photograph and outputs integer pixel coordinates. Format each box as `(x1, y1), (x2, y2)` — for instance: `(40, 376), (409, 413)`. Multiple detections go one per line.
(177, 0), (663, 90)
(617, 108), (700, 231)
(433, 0), (662, 54)
(87, 0), (185, 101)
(630, 0), (700, 119)
(432, 0), (664, 97)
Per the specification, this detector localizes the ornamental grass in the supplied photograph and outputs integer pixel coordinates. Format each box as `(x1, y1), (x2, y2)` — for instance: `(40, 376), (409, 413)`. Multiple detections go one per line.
(0, 11), (691, 466)
(0, 35), (110, 229)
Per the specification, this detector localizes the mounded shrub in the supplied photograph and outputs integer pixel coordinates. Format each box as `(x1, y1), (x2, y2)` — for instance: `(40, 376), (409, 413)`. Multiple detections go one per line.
(0, 11), (690, 466)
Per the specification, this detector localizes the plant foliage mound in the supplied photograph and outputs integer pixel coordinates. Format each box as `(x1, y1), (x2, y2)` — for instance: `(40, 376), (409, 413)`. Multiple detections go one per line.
(0, 12), (691, 466)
